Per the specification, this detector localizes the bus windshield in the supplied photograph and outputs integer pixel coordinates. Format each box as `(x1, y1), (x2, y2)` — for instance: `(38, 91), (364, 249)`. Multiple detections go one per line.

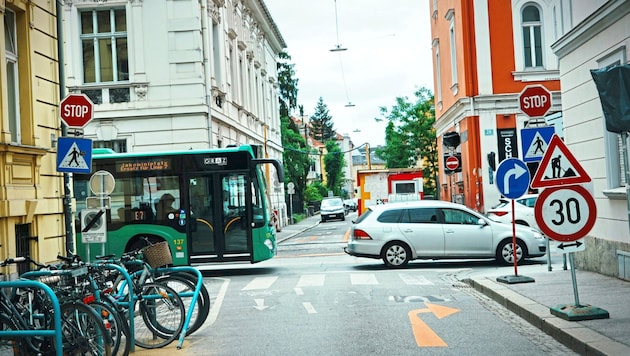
(73, 145), (283, 265)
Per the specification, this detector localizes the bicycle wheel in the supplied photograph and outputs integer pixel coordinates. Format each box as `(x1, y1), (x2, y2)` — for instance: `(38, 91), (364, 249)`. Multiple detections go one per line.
(60, 301), (113, 356)
(132, 282), (185, 349)
(155, 272), (210, 335)
(89, 300), (130, 356)
(0, 312), (26, 355)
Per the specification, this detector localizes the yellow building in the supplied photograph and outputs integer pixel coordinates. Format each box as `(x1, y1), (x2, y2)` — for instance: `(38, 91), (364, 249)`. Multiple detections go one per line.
(0, 1), (65, 279)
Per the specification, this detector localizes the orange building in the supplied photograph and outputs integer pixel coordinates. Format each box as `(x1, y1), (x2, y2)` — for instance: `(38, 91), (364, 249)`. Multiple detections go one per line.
(430, 0), (564, 212)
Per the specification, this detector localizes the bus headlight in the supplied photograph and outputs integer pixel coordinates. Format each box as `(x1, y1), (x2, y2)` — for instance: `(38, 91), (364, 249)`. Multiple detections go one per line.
(264, 239), (273, 250)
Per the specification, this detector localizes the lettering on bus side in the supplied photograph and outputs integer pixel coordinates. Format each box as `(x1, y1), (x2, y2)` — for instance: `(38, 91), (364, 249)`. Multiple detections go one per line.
(203, 157), (227, 165)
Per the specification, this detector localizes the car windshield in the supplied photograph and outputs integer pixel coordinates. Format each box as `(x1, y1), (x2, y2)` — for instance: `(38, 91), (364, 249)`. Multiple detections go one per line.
(322, 199), (343, 208)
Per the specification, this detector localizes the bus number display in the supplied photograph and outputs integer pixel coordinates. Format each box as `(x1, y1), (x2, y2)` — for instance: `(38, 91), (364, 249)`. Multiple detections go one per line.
(118, 159), (171, 172)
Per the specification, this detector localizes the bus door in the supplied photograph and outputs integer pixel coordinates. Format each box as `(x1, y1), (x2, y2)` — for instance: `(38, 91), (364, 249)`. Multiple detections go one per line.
(187, 172), (251, 262)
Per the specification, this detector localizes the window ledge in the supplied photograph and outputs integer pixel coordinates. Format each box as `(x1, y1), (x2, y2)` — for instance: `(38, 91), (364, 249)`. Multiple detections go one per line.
(603, 187), (628, 200)
(512, 69), (560, 82)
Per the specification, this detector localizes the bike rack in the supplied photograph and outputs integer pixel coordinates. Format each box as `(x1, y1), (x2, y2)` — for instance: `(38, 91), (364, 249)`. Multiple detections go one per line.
(0, 280), (63, 356)
(155, 266), (203, 349)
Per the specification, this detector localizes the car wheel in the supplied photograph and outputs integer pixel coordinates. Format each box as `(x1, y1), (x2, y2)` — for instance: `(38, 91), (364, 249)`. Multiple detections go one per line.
(496, 239), (526, 265)
(382, 242), (411, 268)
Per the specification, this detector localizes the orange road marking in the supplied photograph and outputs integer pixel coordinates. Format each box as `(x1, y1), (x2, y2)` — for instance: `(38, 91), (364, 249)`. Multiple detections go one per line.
(408, 303), (460, 347)
(342, 229), (350, 242)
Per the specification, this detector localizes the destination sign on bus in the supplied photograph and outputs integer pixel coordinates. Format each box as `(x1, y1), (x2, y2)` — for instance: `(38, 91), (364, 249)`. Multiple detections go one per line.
(117, 159), (171, 172)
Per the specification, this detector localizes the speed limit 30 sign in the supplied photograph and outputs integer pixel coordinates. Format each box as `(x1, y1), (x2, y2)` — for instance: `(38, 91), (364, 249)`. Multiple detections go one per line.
(534, 185), (596, 242)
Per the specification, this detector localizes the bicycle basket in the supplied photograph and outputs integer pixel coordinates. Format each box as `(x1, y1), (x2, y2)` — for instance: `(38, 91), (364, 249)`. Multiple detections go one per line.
(142, 241), (173, 268)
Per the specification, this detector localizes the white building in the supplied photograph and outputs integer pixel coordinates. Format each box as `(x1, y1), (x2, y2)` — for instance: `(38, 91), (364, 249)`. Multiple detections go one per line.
(60, 0), (287, 215)
(551, 0), (630, 278)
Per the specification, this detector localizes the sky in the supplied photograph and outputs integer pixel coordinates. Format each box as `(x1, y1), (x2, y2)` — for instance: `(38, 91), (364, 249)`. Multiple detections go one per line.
(264, 0), (434, 148)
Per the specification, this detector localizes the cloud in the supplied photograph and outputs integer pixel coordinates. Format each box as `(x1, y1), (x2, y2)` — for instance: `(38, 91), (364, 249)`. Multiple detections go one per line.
(265, 0), (433, 147)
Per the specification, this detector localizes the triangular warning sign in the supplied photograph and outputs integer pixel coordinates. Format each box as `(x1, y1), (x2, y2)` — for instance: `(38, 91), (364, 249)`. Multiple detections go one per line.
(524, 131), (549, 161)
(531, 135), (591, 188)
(59, 142), (89, 170)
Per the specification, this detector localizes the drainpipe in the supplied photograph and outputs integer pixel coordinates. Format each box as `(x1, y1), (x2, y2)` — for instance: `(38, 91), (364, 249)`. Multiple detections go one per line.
(200, 1), (213, 147)
(56, 1), (74, 253)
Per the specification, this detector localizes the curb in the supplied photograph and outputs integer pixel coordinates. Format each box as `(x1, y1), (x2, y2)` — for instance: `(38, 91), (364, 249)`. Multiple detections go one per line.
(464, 277), (630, 356)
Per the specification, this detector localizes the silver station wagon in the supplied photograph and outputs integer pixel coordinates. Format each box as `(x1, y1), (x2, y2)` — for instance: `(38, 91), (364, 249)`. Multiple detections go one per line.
(344, 200), (546, 268)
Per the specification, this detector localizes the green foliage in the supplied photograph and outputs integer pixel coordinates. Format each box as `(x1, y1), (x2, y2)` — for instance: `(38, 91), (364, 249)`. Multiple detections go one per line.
(375, 87), (438, 197)
(277, 51), (299, 117)
(324, 140), (345, 196)
(280, 116), (312, 199)
(304, 182), (324, 202)
(309, 97), (336, 142)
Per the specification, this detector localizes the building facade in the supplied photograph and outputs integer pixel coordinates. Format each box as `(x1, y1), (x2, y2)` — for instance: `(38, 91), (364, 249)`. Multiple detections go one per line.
(551, 0), (630, 277)
(0, 1), (65, 278)
(430, 0), (564, 213)
(60, 0), (287, 213)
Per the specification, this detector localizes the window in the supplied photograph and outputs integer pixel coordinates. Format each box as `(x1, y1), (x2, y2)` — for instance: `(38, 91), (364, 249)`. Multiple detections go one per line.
(598, 48), (627, 190)
(377, 209), (403, 223)
(445, 9), (457, 87)
(5, 9), (20, 143)
(93, 139), (127, 153)
(522, 5), (543, 68)
(442, 208), (479, 225)
(80, 8), (128, 84)
(403, 208), (439, 224)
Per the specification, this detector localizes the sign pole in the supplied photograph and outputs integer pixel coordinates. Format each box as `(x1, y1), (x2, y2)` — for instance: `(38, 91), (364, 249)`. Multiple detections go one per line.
(568, 252), (581, 307)
(511, 199), (519, 276)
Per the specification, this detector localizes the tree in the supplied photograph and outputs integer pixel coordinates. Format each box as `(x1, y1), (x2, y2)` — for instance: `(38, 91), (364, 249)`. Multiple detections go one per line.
(323, 140), (346, 196)
(375, 87), (438, 198)
(280, 116), (312, 209)
(309, 97), (336, 142)
(277, 51), (298, 117)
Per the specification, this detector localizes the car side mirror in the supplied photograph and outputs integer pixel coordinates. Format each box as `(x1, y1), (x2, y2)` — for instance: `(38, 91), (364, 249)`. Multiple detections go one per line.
(477, 218), (488, 226)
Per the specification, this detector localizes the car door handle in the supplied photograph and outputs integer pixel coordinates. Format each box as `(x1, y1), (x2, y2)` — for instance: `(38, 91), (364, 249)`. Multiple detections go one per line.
(403, 229), (414, 233)
(445, 229), (455, 234)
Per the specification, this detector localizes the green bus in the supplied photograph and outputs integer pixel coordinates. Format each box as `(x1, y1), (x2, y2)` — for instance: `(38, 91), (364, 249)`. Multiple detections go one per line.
(73, 145), (284, 265)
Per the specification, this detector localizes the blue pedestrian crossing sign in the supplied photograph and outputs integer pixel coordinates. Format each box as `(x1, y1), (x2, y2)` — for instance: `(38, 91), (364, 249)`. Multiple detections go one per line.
(57, 137), (92, 174)
(521, 126), (555, 162)
(495, 158), (530, 199)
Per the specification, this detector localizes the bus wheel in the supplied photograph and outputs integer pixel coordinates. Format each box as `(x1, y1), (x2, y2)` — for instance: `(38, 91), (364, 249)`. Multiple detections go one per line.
(127, 235), (162, 253)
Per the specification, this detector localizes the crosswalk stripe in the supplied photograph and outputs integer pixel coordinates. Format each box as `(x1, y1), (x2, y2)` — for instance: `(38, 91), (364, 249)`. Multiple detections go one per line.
(242, 276), (278, 290)
(350, 273), (378, 285)
(296, 274), (325, 287)
(398, 274), (434, 285)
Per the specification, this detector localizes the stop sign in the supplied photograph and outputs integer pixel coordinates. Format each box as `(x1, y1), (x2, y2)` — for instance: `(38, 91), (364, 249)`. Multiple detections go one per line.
(445, 155), (459, 171)
(60, 94), (94, 128)
(519, 85), (551, 117)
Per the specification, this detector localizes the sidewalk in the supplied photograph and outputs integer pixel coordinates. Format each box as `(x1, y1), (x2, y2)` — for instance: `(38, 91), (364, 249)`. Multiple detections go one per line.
(278, 216), (630, 356)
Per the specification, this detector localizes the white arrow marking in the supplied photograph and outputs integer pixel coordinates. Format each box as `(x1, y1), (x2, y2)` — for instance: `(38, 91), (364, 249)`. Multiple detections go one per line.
(503, 164), (527, 195)
(253, 299), (268, 310)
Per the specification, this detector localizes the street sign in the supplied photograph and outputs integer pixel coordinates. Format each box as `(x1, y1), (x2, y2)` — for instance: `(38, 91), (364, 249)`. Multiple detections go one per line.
(81, 208), (107, 243)
(445, 155), (459, 171)
(531, 134), (591, 188)
(56, 137), (92, 174)
(60, 94), (94, 128)
(534, 185), (596, 242)
(553, 239), (586, 254)
(443, 153), (462, 173)
(495, 158), (530, 199)
(519, 85), (552, 117)
(521, 126), (555, 162)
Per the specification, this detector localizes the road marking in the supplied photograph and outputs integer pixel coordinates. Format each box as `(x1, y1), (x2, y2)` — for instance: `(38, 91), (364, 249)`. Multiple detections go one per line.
(342, 229), (350, 242)
(242, 276), (278, 290)
(297, 274), (325, 287)
(409, 303), (460, 347)
(253, 299), (269, 310)
(294, 287), (304, 295)
(302, 302), (317, 314)
(350, 273), (378, 285)
(399, 274), (434, 285)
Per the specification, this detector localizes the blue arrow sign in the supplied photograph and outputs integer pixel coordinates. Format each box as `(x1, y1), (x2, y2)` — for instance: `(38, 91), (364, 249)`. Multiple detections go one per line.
(495, 158), (530, 199)
(521, 126), (555, 162)
(57, 137), (92, 174)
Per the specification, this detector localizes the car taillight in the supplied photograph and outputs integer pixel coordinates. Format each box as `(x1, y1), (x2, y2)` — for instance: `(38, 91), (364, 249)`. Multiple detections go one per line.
(353, 229), (372, 240)
(490, 211), (509, 217)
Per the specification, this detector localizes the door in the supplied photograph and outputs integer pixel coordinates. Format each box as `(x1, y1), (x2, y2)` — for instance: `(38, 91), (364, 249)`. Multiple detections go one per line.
(397, 207), (445, 257)
(441, 208), (493, 256)
(187, 172), (251, 261)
